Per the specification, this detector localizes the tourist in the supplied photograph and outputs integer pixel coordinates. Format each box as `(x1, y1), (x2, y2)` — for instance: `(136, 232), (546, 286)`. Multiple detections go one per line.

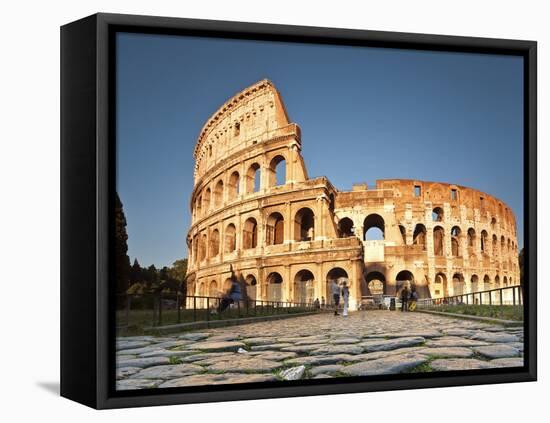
(331, 279), (341, 315)
(342, 282), (350, 317)
(400, 286), (410, 312)
(409, 285), (418, 311)
(321, 296), (326, 309)
(218, 267), (242, 313)
(313, 298), (320, 309)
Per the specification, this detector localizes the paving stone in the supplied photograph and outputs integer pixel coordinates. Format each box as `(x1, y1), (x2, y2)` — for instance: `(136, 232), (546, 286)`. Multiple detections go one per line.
(365, 331), (441, 339)
(425, 337), (489, 348)
(417, 347), (474, 358)
(490, 357), (524, 368)
(116, 367), (142, 380)
(117, 355), (136, 361)
(117, 356), (170, 368)
(207, 334), (241, 342)
(430, 359), (493, 371)
(178, 332), (211, 341)
(330, 337), (361, 344)
(310, 365), (344, 376)
(473, 344), (520, 359)
(294, 338), (330, 346)
(241, 337), (277, 345)
(130, 364), (204, 379)
(254, 351), (298, 361)
(116, 340), (152, 351)
(341, 353), (429, 376)
(310, 344), (364, 355)
(207, 356), (282, 372)
(280, 365), (306, 380)
(139, 349), (200, 358)
(443, 329), (478, 337)
(352, 347), (425, 362)
(507, 342), (524, 352)
(280, 344), (327, 353)
(358, 337), (426, 352)
(181, 352), (235, 362)
(158, 373), (278, 388)
(250, 343), (293, 351)
(116, 379), (162, 390)
(313, 374), (333, 379)
(186, 341), (245, 352)
(285, 354), (358, 366)
(470, 332), (520, 343)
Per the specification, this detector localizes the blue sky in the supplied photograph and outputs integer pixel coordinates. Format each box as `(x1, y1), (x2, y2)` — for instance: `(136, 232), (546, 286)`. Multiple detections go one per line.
(116, 32), (524, 268)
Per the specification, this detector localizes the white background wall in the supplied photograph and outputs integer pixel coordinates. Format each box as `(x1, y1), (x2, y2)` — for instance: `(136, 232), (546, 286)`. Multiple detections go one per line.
(1, 0), (547, 421)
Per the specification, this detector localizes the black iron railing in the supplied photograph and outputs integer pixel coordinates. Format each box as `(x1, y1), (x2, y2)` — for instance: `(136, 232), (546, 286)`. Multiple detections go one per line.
(116, 293), (320, 329)
(416, 285), (523, 307)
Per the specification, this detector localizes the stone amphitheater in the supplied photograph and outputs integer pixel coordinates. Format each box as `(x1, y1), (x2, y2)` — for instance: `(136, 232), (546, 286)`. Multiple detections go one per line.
(185, 79), (520, 310)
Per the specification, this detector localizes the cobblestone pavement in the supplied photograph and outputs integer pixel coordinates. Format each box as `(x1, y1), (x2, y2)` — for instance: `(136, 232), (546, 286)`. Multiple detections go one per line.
(116, 311), (524, 390)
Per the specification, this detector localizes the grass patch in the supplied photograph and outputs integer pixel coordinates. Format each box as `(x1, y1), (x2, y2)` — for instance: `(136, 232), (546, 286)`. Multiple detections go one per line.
(421, 305), (523, 321)
(169, 356), (183, 365)
(408, 362), (434, 373)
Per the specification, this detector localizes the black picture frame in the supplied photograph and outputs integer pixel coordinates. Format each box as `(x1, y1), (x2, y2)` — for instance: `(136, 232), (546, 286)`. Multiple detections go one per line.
(60, 12), (537, 409)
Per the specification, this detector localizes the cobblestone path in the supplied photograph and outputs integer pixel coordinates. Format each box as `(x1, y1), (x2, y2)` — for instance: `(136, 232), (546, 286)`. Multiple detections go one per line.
(116, 311), (524, 390)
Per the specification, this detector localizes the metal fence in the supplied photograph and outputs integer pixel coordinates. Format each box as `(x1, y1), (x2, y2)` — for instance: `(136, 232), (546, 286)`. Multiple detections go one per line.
(416, 285), (523, 307)
(116, 293), (320, 329)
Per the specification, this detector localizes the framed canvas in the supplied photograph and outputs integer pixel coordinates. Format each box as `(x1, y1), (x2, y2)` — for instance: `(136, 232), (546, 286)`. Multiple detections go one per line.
(60, 13), (537, 409)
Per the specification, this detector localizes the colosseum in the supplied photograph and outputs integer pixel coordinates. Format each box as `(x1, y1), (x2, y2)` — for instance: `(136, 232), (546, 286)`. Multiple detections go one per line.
(185, 79), (520, 310)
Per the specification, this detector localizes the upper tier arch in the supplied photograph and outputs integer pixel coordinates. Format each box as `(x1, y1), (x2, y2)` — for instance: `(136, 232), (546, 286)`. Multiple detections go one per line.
(193, 79), (294, 183)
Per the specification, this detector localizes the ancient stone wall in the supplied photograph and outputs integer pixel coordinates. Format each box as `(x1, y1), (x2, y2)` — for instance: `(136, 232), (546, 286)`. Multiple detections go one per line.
(186, 80), (520, 309)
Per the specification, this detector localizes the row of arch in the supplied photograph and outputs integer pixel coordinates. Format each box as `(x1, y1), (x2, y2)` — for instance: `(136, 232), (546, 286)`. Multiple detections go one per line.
(191, 207), (316, 262)
(365, 269), (516, 299)
(196, 267), (349, 303)
(337, 214), (518, 256)
(193, 155), (286, 219)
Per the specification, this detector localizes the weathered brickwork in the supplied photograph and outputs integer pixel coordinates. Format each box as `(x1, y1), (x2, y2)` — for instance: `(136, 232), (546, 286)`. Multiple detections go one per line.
(186, 80), (520, 310)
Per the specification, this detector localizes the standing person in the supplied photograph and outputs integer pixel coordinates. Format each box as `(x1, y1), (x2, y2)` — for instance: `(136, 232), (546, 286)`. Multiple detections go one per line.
(400, 286), (410, 312)
(321, 296), (326, 309)
(219, 266), (242, 313)
(341, 282), (350, 317)
(409, 285), (418, 311)
(331, 279), (341, 316)
(313, 298), (320, 309)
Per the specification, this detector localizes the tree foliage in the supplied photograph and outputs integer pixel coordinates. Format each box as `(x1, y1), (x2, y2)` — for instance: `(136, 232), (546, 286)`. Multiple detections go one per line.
(115, 192), (130, 293)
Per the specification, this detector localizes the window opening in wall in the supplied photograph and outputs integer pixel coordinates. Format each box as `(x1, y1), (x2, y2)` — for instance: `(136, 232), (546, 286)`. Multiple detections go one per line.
(414, 185), (421, 197)
(451, 189), (457, 201)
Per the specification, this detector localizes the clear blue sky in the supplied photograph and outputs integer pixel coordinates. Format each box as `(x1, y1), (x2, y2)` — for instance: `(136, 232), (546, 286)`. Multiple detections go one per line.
(116, 32), (524, 268)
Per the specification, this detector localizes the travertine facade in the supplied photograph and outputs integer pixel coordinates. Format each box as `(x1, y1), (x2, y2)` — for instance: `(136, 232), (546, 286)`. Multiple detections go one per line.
(186, 80), (520, 310)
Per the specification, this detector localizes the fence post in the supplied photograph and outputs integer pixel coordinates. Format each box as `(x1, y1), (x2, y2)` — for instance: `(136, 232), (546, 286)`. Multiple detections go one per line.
(489, 290), (492, 305)
(193, 296), (197, 322)
(499, 288), (503, 306)
(158, 293), (162, 326)
(177, 292), (181, 323)
(512, 287), (516, 306)
(206, 297), (210, 322)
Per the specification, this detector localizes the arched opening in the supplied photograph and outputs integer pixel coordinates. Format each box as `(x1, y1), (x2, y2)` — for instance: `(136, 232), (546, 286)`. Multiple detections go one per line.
(266, 212), (284, 245)
(337, 217), (354, 238)
(214, 180), (224, 208)
(433, 226), (445, 256)
(228, 171), (240, 201)
(481, 230), (489, 253)
(434, 273), (448, 297)
(470, 274), (479, 292)
(268, 155), (286, 187)
(396, 270), (414, 296)
(246, 163), (261, 193)
(192, 235), (198, 263)
(432, 207), (444, 222)
(242, 217), (258, 249)
(363, 214), (385, 240)
(295, 208), (315, 241)
(452, 273), (465, 295)
(483, 274), (491, 291)
(399, 225), (407, 245)
(203, 188), (211, 213)
(451, 226), (461, 257)
(495, 275), (501, 286)
(366, 271), (385, 296)
(491, 217), (497, 230)
(209, 229), (220, 257)
(223, 278), (232, 291)
(413, 224), (427, 250)
(467, 228), (476, 254)
(209, 280), (218, 297)
(503, 276), (508, 287)
(245, 275), (257, 301)
(196, 195), (202, 217)
(294, 270), (315, 304)
(266, 272), (283, 302)
(492, 234), (498, 256)
(199, 233), (207, 261)
(224, 224), (236, 253)
(326, 267), (348, 305)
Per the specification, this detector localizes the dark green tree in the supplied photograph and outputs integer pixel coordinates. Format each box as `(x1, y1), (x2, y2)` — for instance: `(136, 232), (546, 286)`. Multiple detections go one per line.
(114, 192), (130, 293)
